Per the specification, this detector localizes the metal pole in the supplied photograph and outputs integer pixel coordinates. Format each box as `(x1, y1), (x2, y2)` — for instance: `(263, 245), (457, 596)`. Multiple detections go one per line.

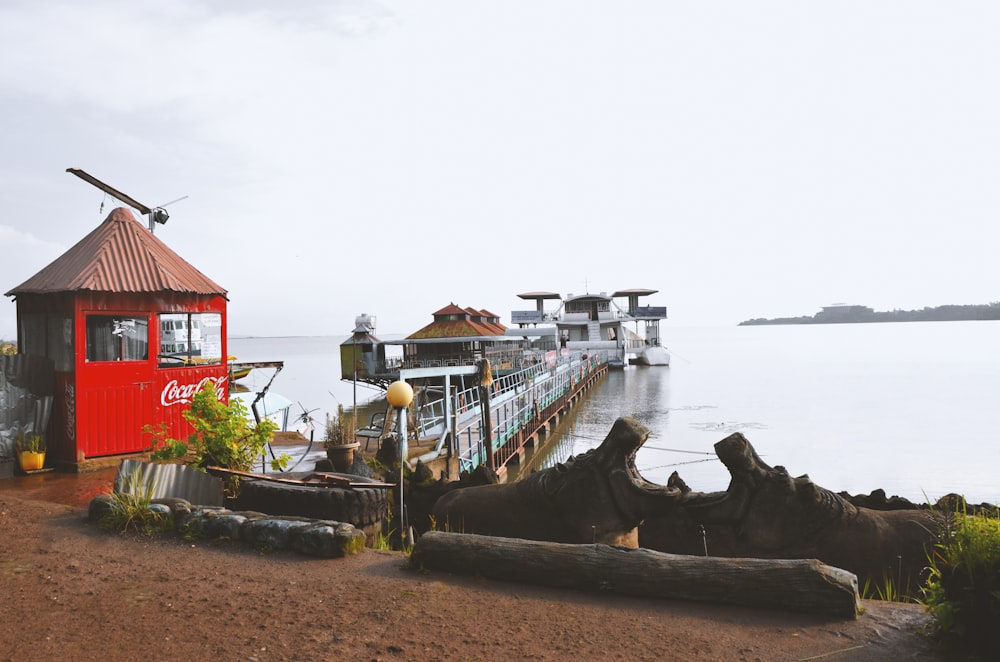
(397, 406), (408, 532)
(353, 339), (358, 430)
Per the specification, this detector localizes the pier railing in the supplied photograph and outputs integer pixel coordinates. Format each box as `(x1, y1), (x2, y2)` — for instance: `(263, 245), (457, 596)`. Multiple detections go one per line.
(407, 355), (556, 448)
(380, 346), (557, 375)
(443, 354), (605, 474)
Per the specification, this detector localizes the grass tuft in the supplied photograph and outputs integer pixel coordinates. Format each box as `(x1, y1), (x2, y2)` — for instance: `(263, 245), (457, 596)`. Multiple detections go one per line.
(98, 467), (173, 536)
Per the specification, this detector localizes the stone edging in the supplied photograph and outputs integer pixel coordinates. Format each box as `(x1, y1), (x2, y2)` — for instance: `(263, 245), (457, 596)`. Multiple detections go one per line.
(88, 494), (366, 558)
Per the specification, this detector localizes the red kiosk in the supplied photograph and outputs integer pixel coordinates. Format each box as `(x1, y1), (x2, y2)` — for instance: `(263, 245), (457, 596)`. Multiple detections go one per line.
(4, 207), (229, 470)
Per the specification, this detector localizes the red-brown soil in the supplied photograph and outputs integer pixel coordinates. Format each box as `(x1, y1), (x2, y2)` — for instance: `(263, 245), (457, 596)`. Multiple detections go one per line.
(0, 471), (953, 662)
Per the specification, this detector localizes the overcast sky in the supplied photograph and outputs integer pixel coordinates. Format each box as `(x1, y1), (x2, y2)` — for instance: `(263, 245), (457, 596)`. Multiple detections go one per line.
(2, 1), (998, 340)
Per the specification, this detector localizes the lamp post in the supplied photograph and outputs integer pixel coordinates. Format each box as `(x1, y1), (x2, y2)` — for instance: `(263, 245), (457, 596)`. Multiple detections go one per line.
(351, 315), (370, 435)
(352, 337), (358, 431)
(386, 379), (414, 540)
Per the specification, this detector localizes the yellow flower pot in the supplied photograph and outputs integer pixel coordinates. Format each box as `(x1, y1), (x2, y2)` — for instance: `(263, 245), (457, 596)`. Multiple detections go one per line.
(18, 450), (45, 472)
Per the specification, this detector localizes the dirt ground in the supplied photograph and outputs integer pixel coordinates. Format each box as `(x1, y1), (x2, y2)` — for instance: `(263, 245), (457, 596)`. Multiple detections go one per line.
(0, 471), (954, 662)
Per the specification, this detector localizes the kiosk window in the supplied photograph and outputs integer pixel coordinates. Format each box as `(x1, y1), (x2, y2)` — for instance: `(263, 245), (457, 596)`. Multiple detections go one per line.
(85, 315), (149, 362)
(158, 313), (222, 367)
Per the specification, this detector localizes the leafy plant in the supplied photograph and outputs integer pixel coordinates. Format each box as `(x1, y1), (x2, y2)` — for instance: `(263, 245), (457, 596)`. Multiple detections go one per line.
(15, 433), (45, 454)
(146, 383), (289, 493)
(323, 405), (353, 449)
(98, 467), (173, 535)
(922, 502), (1000, 656)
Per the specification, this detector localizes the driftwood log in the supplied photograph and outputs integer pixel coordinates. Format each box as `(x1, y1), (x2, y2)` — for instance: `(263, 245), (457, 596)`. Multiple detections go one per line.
(430, 417), (680, 546)
(411, 531), (862, 619)
(638, 433), (942, 590)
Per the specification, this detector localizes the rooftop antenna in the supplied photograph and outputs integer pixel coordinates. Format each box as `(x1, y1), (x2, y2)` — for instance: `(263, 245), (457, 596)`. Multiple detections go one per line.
(66, 167), (187, 233)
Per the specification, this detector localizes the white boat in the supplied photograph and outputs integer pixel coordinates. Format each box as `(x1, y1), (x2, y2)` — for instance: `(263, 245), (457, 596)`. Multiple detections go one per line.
(226, 360), (301, 432)
(160, 314), (202, 356)
(230, 389), (295, 431)
(633, 344), (671, 366)
(511, 288), (669, 367)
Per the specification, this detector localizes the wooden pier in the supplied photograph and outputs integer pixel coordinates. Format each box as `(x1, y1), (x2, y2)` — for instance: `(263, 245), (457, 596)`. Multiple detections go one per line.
(400, 354), (608, 481)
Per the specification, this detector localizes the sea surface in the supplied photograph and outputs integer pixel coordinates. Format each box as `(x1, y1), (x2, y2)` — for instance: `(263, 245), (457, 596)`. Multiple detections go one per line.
(231, 321), (1000, 505)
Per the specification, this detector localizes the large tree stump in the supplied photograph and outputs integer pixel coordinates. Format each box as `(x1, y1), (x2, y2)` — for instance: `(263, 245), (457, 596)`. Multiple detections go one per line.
(639, 432), (941, 591)
(411, 531), (861, 618)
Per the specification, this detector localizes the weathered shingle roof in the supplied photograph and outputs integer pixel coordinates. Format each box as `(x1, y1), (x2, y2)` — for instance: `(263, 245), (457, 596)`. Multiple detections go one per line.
(432, 303), (468, 317)
(407, 302), (508, 339)
(479, 309), (506, 333)
(408, 320), (497, 339)
(5, 207), (226, 297)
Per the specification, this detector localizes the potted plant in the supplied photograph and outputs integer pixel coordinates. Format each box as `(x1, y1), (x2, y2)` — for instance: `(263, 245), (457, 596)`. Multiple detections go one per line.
(324, 405), (359, 472)
(16, 433), (46, 472)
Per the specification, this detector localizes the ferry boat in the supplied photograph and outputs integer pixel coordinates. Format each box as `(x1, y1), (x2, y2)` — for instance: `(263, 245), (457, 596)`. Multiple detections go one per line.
(339, 306), (608, 479)
(511, 288), (669, 367)
(160, 314), (202, 357)
(340, 308), (532, 389)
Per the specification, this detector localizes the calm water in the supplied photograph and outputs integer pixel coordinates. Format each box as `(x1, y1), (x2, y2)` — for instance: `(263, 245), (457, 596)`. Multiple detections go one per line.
(228, 335), (389, 432)
(231, 322), (1000, 505)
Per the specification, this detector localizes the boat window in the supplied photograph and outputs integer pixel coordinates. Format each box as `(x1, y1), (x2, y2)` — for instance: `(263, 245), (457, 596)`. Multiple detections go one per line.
(85, 315), (149, 362)
(157, 312), (222, 368)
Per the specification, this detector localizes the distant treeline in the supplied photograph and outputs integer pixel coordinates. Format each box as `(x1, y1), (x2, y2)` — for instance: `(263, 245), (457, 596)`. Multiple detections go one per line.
(739, 302), (1000, 326)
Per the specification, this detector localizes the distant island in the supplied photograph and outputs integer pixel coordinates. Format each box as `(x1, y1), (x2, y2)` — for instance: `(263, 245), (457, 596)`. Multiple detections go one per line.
(739, 302), (1000, 325)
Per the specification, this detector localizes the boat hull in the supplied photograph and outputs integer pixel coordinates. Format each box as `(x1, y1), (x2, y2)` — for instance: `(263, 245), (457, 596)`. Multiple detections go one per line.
(633, 346), (670, 366)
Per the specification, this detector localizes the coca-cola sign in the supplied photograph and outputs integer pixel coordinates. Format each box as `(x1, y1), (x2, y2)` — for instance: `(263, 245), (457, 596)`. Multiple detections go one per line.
(161, 376), (228, 407)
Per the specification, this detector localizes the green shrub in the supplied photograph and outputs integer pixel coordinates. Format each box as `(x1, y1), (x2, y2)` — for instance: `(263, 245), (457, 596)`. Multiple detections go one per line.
(923, 504), (1000, 656)
(146, 383), (289, 495)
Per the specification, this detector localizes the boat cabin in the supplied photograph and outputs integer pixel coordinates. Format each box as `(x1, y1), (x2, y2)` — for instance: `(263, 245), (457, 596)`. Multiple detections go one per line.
(341, 304), (528, 390)
(402, 304), (511, 367)
(339, 313), (390, 387)
(512, 288), (669, 367)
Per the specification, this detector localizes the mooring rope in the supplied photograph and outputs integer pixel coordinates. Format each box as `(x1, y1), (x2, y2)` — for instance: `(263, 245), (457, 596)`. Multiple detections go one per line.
(562, 432), (716, 457)
(643, 444), (715, 456)
(558, 431), (719, 472)
(639, 457), (719, 471)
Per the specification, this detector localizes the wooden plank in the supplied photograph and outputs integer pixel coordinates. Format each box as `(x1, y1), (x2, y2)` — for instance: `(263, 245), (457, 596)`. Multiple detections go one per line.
(304, 472), (396, 488)
(411, 531), (861, 619)
(205, 466), (395, 488)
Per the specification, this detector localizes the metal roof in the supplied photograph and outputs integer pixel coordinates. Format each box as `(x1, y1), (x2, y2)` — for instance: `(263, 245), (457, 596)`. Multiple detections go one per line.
(5, 207), (227, 297)
(115, 459), (224, 507)
(564, 291), (612, 302)
(517, 291), (562, 300)
(612, 288), (658, 297)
